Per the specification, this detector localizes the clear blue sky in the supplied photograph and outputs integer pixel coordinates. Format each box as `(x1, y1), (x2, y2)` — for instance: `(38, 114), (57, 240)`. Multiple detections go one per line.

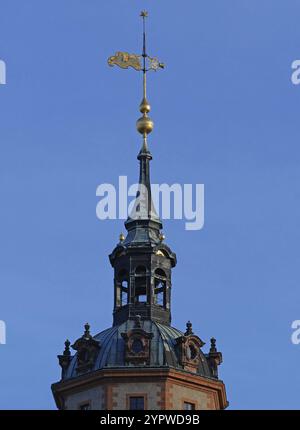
(0, 0), (300, 409)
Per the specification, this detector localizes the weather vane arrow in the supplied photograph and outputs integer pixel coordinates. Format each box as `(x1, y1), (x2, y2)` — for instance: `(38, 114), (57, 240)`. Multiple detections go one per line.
(107, 11), (164, 146)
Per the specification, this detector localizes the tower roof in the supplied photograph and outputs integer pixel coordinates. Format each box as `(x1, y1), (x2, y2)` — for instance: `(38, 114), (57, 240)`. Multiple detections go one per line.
(62, 320), (213, 380)
(109, 11), (165, 248)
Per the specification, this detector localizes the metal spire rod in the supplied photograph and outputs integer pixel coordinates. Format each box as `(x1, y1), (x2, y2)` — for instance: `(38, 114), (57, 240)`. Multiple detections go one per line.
(107, 11), (164, 144)
(141, 10), (147, 100)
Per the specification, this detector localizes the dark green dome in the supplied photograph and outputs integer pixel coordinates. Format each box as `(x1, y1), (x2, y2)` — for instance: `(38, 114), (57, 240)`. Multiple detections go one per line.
(64, 320), (213, 380)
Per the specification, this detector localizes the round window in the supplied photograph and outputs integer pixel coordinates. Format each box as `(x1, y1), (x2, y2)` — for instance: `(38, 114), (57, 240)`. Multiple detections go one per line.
(131, 339), (144, 354)
(187, 344), (198, 360)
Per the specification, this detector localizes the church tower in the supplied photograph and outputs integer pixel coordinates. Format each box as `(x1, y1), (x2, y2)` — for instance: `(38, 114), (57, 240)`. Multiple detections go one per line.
(51, 11), (228, 411)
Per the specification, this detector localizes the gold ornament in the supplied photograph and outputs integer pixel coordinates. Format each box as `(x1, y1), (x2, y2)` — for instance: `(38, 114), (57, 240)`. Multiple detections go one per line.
(108, 52), (142, 71)
(107, 11), (164, 146)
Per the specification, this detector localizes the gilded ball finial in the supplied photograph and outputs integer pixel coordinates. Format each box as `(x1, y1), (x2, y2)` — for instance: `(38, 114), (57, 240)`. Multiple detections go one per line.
(136, 114), (154, 136)
(159, 233), (165, 242)
(137, 97), (154, 136)
(119, 232), (125, 243)
(140, 97), (151, 114)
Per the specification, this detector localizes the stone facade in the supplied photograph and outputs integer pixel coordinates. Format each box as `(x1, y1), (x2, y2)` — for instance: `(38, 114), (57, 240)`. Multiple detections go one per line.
(53, 368), (227, 410)
(65, 386), (105, 410)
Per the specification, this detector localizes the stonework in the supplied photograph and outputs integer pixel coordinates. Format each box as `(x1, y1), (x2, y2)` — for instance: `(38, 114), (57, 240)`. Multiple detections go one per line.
(53, 368), (227, 410)
(109, 382), (162, 410)
(166, 382), (217, 410)
(65, 386), (105, 410)
(61, 380), (223, 410)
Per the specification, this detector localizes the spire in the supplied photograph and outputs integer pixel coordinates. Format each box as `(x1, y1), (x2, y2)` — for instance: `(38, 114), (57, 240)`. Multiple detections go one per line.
(108, 12), (164, 242)
(136, 11), (154, 145)
(136, 11), (164, 152)
(127, 12), (163, 235)
(108, 12), (176, 327)
(108, 10), (164, 147)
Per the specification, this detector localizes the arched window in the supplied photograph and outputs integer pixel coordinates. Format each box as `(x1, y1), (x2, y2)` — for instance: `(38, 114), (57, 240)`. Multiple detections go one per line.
(121, 279), (129, 306)
(116, 269), (129, 307)
(134, 266), (147, 303)
(154, 268), (167, 308)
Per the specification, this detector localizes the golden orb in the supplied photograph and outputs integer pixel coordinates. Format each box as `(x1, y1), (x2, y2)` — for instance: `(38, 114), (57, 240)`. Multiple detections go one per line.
(119, 232), (125, 242)
(139, 97), (151, 114)
(159, 233), (165, 242)
(136, 114), (154, 135)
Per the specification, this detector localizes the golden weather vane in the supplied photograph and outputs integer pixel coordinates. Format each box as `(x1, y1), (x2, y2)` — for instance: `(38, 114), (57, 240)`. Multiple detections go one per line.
(107, 11), (164, 145)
